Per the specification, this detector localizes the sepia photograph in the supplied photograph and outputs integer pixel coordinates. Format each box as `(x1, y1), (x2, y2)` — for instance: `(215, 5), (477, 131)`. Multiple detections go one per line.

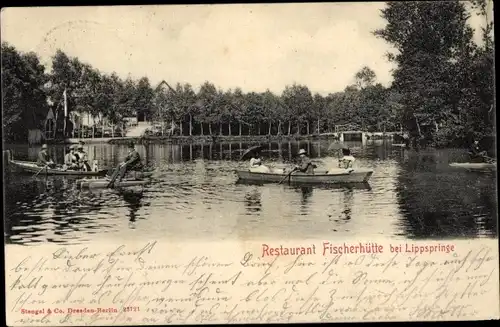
(2, 2), (498, 325)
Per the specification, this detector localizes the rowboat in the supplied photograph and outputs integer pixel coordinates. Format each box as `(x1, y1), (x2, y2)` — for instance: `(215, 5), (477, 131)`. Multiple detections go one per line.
(236, 179), (372, 190)
(9, 159), (107, 176)
(235, 168), (373, 184)
(449, 162), (496, 171)
(77, 178), (151, 189)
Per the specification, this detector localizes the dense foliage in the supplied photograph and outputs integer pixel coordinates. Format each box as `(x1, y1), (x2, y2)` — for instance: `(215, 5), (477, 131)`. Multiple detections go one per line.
(374, 0), (494, 147)
(2, 1), (494, 147)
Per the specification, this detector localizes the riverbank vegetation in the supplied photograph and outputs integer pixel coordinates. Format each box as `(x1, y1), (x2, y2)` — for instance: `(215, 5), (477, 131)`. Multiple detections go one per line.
(2, 1), (494, 149)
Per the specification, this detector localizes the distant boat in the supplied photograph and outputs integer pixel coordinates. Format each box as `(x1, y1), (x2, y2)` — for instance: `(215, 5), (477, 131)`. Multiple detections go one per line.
(449, 162), (496, 172)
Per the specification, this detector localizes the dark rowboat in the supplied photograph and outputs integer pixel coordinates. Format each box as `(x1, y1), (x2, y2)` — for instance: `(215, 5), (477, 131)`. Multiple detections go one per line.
(77, 178), (151, 189)
(9, 159), (107, 176)
(235, 168), (373, 184)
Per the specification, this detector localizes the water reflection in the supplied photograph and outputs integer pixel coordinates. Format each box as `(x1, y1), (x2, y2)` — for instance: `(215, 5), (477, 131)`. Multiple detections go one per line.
(244, 188), (262, 215)
(297, 186), (313, 215)
(3, 140), (498, 244)
(118, 189), (145, 229)
(395, 151), (497, 239)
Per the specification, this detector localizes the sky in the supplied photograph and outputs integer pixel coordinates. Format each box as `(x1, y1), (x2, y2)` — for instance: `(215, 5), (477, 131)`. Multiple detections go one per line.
(0, 3), (488, 96)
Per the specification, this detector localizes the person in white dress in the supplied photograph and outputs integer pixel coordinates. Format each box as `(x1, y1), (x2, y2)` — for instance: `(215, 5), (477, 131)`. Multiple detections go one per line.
(249, 152), (271, 173)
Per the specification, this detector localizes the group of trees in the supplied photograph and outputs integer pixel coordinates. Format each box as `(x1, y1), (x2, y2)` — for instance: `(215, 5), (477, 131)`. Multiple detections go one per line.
(2, 1), (494, 148)
(2, 41), (398, 142)
(153, 73), (399, 138)
(374, 0), (494, 147)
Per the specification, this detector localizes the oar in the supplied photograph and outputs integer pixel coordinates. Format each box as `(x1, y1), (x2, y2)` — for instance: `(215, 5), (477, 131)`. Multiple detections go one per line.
(107, 163), (125, 188)
(278, 168), (297, 185)
(33, 164), (48, 178)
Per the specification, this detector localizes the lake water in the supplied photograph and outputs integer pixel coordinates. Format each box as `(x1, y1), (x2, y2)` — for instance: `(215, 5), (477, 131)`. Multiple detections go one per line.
(3, 140), (498, 245)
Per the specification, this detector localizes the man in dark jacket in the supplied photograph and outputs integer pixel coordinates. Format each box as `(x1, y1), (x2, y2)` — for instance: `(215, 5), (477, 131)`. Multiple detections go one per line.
(107, 142), (144, 186)
(295, 148), (315, 174)
(469, 140), (488, 163)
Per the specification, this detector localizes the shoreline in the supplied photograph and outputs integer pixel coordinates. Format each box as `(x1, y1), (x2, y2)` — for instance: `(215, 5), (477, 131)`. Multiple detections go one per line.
(112, 133), (397, 145)
(7, 132), (404, 146)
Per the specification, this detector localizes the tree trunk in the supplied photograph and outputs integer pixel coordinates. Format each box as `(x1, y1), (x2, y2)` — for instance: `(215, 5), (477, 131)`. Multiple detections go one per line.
(189, 114), (192, 136)
(209, 123), (212, 135)
(297, 121), (300, 135)
(288, 121), (291, 135)
(228, 123), (232, 136)
(317, 118), (320, 134)
(257, 124), (260, 135)
(92, 123), (95, 138)
(111, 124), (114, 138)
(306, 122), (310, 135)
(219, 123), (222, 136)
(201, 123), (204, 136)
(179, 120), (183, 136)
(239, 122), (242, 136)
(268, 120), (272, 135)
(278, 120), (282, 135)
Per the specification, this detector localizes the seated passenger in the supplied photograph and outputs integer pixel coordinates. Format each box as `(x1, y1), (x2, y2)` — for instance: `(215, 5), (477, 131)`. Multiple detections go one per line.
(249, 152), (270, 173)
(76, 143), (91, 171)
(64, 145), (79, 170)
(338, 148), (355, 169)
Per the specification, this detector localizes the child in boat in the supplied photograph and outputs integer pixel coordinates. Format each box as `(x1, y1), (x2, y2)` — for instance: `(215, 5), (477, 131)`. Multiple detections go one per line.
(249, 152), (270, 173)
(338, 148), (355, 169)
(37, 144), (56, 168)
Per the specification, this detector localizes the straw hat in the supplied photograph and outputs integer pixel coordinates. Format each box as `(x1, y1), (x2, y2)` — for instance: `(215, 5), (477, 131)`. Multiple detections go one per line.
(41, 144), (48, 149)
(299, 149), (307, 155)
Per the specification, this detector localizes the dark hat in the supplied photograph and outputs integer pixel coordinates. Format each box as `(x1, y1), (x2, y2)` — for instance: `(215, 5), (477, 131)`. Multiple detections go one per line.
(128, 141), (135, 149)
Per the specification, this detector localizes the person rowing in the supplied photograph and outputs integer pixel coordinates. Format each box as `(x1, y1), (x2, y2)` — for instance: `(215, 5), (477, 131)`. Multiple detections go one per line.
(249, 151), (270, 173)
(63, 145), (79, 170)
(37, 144), (56, 168)
(294, 148), (315, 174)
(107, 141), (144, 187)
